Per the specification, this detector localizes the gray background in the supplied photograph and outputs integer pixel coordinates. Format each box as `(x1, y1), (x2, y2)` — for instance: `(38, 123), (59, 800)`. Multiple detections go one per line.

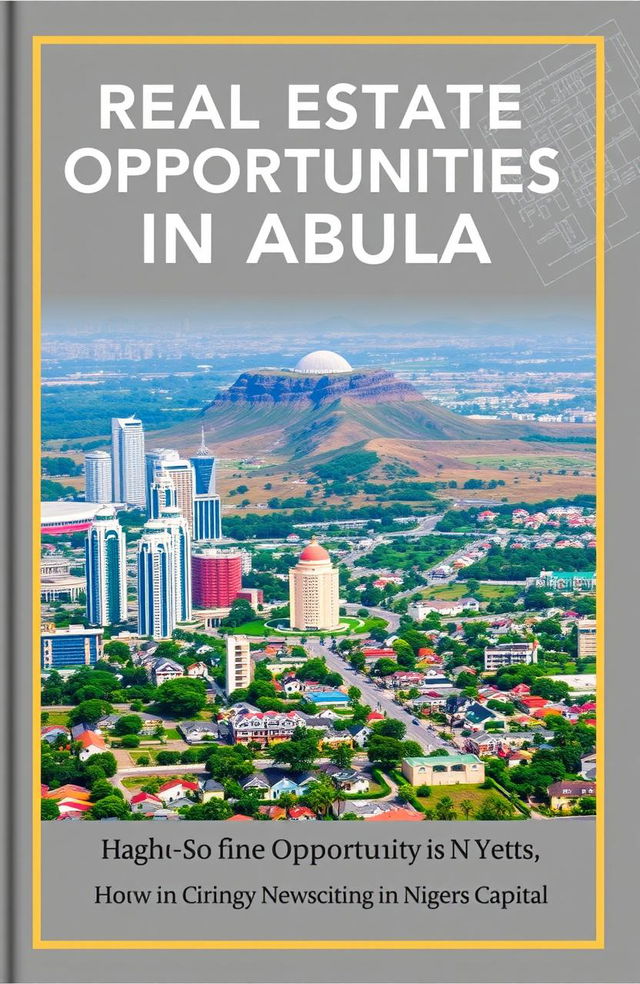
(8, 2), (640, 982)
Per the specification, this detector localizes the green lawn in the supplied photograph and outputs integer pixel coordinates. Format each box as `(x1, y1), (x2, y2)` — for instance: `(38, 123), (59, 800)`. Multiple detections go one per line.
(459, 454), (593, 471)
(122, 773), (191, 790)
(417, 783), (516, 818)
(222, 614), (388, 639)
(421, 582), (517, 603)
(40, 710), (70, 727)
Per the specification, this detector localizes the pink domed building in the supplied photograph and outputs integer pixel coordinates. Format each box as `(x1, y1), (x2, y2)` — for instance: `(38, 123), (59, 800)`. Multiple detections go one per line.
(288, 537), (340, 632)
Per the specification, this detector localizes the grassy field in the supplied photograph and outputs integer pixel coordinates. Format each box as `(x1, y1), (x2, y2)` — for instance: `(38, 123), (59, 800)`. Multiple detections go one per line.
(121, 773), (197, 790)
(40, 710), (70, 727)
(459, 453), (593, 472)
(417, 783), (516, 818)
(232, 615), (388, 638)
(421, 582), (518, 603)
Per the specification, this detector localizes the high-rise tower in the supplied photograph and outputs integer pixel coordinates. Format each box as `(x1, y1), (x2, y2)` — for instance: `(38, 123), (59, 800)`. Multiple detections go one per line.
(190, 426), (216, 494)
(84, 450), (112, 504)
(148, 471), (178, 519)
(85, 506), (127, 627)
(289, 538), (340, 632)
(157, 505), (192, 624)
(190, 427), (222, 542)
(111, 417), (145, 506)
(137, 520), (175, 639)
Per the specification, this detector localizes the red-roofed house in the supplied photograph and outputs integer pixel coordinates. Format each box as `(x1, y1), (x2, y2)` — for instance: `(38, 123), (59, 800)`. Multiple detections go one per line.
(226, 814), (253, 821)
(517, 696), (550, 712)
(45, 784), (91, 802)
(157, 779), (200, 804)
(57, 798), (93, 816)
(131, 791), (164, 813)
(76, 730), (107, 762)
(366, 711), (385, 723)
(288, 805), (316, 821)
(365, 807), (424, 822)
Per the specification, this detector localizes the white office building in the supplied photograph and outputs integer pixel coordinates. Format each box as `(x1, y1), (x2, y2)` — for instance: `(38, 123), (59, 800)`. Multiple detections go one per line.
(84, 450), (112, 504)
(111, 417), (145, 506)
(137, 521), (176, 639)
(226, 634), (252, 695)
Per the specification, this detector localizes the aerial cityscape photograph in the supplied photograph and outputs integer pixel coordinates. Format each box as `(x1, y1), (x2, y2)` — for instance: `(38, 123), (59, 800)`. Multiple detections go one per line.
(39, 312), (597, 823)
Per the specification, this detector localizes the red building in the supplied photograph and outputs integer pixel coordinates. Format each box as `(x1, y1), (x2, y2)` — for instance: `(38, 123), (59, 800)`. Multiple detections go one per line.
(192, 548), (243, 608)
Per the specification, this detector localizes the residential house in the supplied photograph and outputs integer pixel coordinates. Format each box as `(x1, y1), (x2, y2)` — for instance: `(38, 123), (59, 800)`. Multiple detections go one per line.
(333, 800), (395, 819)
(464, 701), (505, 731)
(318, 763), (370, 794)
(56, 798), (94, 817)
(201, 779), (225, 802)
(402, 754), (485, 786)
(157, 779), (199, 804)
(130, 791), (164, 814)
(389, 671), (425, 689)
(238, 773), (271, 796)
(408, 598), (480, 620)
(232, 710), (302, 746)
(288, 805), (316, 821)
(347, 724), (371, 747)
(76, 730), (107, 761)
(548, 781), (596, 811)
(45, 783), (91, 802)
(465, 731), (504, 756)
(187, 661), (209, 677)
(580, 752), (596, 781)
(40, 725), (70, 744)
(179, 720), (220, 744)
(151, 658), (185, 686)
(365, 807), (423, 822)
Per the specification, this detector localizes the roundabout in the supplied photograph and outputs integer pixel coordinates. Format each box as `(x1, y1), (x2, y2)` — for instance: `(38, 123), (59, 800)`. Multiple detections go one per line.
(264, 616), (367, 637)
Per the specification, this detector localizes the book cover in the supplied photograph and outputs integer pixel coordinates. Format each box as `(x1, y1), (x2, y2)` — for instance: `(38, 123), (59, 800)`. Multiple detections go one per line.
(4, 2), (640, 982)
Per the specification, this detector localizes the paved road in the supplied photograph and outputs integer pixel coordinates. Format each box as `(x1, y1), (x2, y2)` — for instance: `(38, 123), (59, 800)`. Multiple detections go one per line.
(307, 638), (456, 755)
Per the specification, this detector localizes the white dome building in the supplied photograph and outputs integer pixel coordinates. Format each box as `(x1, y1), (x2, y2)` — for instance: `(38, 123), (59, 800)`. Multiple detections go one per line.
(293, 350), (353, 375)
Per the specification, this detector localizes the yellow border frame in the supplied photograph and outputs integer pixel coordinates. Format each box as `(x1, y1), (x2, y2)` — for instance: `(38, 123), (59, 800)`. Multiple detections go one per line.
(32, 34), (606, 951)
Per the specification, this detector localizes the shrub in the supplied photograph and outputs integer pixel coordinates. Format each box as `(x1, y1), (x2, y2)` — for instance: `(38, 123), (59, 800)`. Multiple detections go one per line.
(416, 784), (431, 797)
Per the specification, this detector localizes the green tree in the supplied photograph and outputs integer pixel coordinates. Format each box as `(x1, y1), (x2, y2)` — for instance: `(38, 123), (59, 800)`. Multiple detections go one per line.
(302, 775), (338, 817)
(156, 750), (181, 766)
(90, 795), (130, 820)
(113, 714), (143, 736)
(119, 734), (140, 748)
(347, 685), (361, 704)
(207, 748), (254, 782)
(328, 743), (354, 769)
(372, 718), (406, 741)
(272, 730), (320, 771)
(41, 798), (59, 820)
(222, 598), (257, 627)
(573, 795), (596, 815)
(367, 735), (405, 771)
(184, 799), (233, 820)
(372, 658), (398, 677)
(103, 640), (132, 665)
(459, 798), (474, 820)
(475, 794), (513, 820)
(155, 678), (206, 717)
(434, 795), (456, 820)
(91, 780), (123, 801)
(67, 699), (112, 727)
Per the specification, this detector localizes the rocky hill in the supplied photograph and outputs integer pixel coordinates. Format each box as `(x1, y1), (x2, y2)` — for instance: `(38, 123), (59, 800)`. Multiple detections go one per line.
(212, 367), (421, 407)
